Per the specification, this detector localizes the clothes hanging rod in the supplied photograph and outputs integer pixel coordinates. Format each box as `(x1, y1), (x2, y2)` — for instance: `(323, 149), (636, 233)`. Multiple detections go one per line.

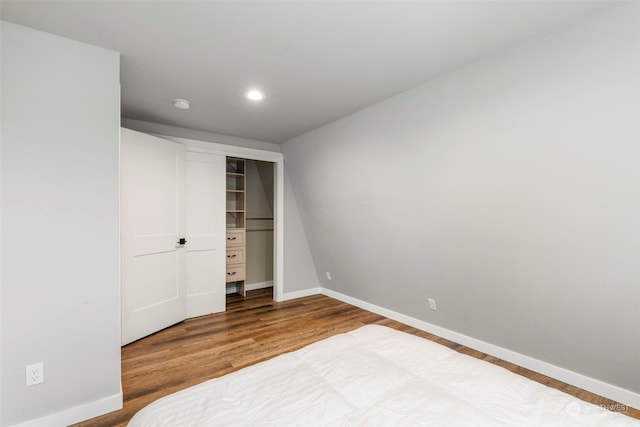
(246, 217), (274, 220)
(246, 228), (274, 232)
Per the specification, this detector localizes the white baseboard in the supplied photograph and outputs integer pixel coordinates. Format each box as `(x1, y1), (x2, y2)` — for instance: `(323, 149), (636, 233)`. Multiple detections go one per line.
(226, 283), (319, 302)
(11, 391), (123, 427)
(245, 281), (273, 291)
(321, 288), (640, 410)
(282, 287), (321, 301)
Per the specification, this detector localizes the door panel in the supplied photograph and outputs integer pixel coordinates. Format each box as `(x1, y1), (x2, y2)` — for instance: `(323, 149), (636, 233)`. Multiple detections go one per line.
(185, 152), (226, 317)
(121, 128), (186, 345)
(131, 252), (180, 309)
(187, 251), (218, 294)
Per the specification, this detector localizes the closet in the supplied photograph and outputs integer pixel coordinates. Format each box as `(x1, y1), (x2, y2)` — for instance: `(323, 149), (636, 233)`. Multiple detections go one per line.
(225, 157), (274, 297)
(121, 128), (281, 344)
(225, 158), (247, 295)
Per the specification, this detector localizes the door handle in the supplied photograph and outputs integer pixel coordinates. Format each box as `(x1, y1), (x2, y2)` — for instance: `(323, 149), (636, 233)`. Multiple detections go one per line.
(177, 238), (187, 245)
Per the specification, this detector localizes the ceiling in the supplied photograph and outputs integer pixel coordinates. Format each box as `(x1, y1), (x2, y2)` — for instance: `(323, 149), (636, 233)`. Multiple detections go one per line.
(1, 1), (607, 143)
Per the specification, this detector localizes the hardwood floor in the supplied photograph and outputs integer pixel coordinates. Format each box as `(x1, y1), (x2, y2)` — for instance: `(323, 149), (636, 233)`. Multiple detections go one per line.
(73, 288), (639, 426)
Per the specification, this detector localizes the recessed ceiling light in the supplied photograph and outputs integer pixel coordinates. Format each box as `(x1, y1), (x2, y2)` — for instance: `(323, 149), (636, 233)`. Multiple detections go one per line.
(173, 98), (191, 110)
(245, 90), (265, 101)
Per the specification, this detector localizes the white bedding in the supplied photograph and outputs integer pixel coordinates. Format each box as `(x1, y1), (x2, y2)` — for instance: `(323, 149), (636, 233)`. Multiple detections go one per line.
(128, 325), (639, 426)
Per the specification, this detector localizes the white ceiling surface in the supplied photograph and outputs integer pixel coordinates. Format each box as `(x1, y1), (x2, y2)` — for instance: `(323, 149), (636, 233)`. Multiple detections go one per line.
(1, 1), (606, 143)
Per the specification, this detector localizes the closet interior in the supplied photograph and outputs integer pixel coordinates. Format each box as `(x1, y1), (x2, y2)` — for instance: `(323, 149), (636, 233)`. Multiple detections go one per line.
(225, 157), (274, 298)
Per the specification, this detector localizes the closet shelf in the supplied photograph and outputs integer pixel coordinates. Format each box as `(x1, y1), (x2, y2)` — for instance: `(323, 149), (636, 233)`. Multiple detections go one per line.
(226, 157), (246, 297)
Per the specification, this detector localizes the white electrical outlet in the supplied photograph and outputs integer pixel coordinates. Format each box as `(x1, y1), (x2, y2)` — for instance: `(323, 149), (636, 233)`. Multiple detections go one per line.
(325, 272), (332, 281)
(26, 362), (44, 386)
(428, 298), (438, 311)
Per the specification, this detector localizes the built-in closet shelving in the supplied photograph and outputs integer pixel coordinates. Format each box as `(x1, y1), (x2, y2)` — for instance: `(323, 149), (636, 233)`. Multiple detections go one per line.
(226, 157), (246, 296)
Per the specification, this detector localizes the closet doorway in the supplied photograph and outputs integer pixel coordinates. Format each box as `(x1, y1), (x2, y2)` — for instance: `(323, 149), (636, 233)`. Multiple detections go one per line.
(225, 158), (275, 300)
(122, 130), (284, 344)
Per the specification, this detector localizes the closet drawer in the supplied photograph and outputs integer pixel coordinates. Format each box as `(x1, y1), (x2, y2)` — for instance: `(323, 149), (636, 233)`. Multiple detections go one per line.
(226, 247), (245, 265)
(226, 265), (245, 283)
(226, 229), (245, 247)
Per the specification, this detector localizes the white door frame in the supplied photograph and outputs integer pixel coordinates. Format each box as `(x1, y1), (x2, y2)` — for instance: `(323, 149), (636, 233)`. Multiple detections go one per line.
(157, 135), (285, 302)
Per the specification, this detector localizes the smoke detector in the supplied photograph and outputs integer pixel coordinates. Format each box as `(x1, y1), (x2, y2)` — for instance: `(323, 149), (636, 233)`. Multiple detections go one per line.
(172, 98), (191, 110)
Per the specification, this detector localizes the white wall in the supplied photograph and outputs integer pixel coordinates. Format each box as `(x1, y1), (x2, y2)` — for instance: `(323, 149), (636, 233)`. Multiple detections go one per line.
(282, 166), (323, 294)
(1, 22), (121, 426)
(282, 2), (640, 397)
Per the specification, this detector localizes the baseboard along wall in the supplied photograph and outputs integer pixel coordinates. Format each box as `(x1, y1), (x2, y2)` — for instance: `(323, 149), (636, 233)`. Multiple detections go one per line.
(319, 287), (640, 410)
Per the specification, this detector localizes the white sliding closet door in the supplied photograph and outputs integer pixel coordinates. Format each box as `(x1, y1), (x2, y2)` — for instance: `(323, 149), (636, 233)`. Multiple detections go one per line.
(186, 152), (226, 316)
(121, 128), (187, 345)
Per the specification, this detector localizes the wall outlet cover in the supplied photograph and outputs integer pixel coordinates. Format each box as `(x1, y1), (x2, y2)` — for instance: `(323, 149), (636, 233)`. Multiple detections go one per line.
(26, 362), (44, 386)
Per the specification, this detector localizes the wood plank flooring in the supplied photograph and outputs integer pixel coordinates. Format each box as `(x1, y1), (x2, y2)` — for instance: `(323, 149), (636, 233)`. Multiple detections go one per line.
(73, 288), (639, 426)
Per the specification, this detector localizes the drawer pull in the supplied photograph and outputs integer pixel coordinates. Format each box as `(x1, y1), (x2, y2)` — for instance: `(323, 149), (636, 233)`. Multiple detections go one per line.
(227, 236), (237, 240)
(227, 254), (237, 258)
(227, 271), (237, 276)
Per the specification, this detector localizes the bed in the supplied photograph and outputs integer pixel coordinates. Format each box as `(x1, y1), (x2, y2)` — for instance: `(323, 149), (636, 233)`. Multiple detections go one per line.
(128, 325), (638, 426)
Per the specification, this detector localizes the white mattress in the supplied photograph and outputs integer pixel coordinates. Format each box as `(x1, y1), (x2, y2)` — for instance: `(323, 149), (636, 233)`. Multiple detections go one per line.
(128, 325), (639, 426)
